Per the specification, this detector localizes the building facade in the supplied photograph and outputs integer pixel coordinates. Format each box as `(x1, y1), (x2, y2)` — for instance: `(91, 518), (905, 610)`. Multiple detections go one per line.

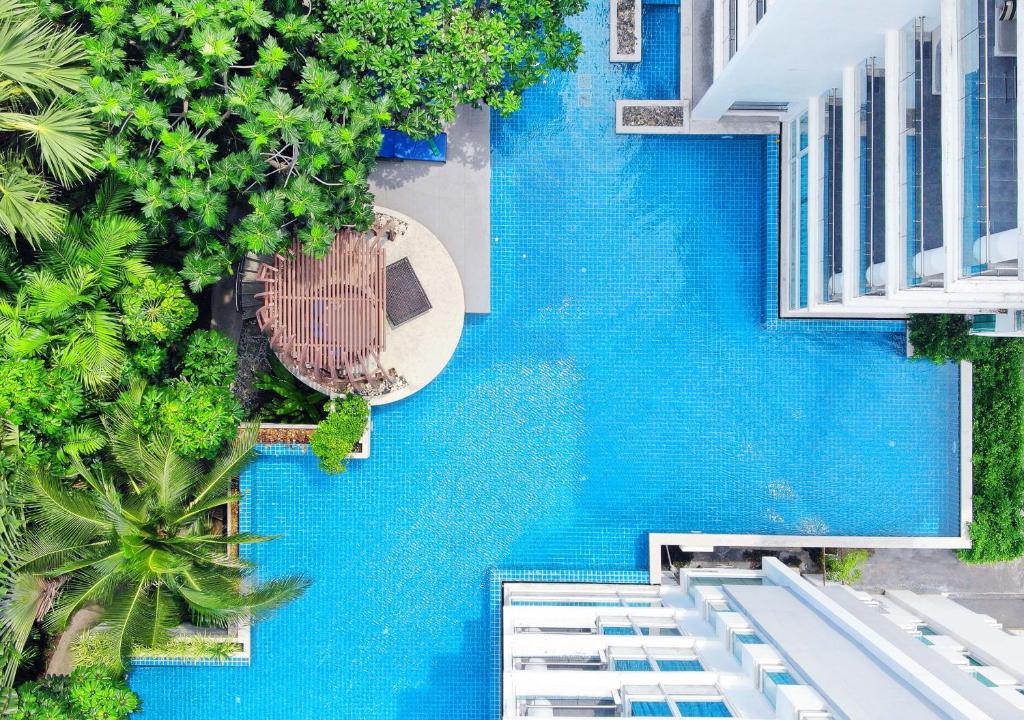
(501, 558), (1024, 718)
(689, 0), (1024, 327)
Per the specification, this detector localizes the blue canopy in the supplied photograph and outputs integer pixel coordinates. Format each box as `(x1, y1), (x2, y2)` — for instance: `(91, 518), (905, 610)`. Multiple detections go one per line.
(378, 129), (447, 163)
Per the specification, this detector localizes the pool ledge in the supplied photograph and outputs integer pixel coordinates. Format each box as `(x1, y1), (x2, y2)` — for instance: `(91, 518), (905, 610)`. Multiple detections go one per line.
(646, 361), (975, 583)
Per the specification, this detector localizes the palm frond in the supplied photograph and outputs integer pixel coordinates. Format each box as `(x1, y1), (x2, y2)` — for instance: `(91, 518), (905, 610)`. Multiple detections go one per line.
(0, 10), (88, 104)
(0, 157), (65, 246)
(103, 577), (155, 664)
(54, 301), (125, 388)
(188, 423), (258, 513)
(58, 421), (107, 460)
(178, 576), (310, 626)
(19, 467), (107, 546)
(0, 103), (99, 186)
(45, 565), (122, 633)
(13, 536), (108, 574)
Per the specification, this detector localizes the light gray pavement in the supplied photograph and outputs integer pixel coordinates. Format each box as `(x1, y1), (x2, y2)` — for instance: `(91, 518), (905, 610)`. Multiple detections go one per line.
(855, 549), (1024, 629)
(855, 548), (1024, 595)
(369, 104), (491, 313)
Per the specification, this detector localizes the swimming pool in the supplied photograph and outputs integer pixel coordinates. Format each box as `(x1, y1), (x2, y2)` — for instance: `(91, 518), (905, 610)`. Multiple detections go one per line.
(130, 3), (961, 718)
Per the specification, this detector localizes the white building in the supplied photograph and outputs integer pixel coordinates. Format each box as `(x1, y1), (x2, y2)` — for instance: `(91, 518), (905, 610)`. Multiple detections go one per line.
(501, 558), (1024, 719)
(688, 0), (1024, 329)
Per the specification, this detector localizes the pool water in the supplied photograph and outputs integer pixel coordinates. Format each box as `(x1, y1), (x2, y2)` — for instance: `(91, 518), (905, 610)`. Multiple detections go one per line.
(131, 3), (960, 719)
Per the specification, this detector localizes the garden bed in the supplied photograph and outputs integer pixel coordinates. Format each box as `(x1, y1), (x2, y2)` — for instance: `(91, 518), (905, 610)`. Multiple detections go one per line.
(252, 421), (372, 459)
(610, 0), (641, 61)
(615, 100), (689, 134)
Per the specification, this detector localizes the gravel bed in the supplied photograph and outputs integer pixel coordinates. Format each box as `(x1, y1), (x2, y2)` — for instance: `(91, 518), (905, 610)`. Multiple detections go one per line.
(233, 319), (272, 416)
(616, 0), (637, 54)
(622, 105), (687, 127)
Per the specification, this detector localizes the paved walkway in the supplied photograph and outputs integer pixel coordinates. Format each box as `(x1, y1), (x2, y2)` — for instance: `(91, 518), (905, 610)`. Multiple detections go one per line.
(369, 105), (490, 313)
(856, 549), (1024, 628)
(856, 549), (1024, 594)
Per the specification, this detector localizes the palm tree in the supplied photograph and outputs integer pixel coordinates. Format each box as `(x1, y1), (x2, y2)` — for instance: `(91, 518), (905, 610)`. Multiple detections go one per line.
(0, 385), (309, 672)
(0, 0), (99, 246)
(0, 182), (152, 388)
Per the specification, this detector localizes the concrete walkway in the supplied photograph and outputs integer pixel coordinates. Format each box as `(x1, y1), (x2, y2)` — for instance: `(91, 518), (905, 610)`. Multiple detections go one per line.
(855, 549), (1024, 629)
(856, 549), (1024, 594)
(369, 105), (490, 313)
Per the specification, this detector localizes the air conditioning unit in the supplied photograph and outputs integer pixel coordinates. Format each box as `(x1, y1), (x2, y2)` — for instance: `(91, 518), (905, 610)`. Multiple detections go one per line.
(995, 0), (1017, 57)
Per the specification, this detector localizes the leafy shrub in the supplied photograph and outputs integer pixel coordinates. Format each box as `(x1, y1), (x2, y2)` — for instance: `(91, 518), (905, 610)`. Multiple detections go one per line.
(53, 0), (584, 286)
(160, 381), (244, 460)
(124, 342), (168, 380)
(309, 395), (369, 474)
(824, 549), (869, 584)
(254, 355), (327, 423)
(321, 0), (586, 131)
(181, 330), (238, 387)
(0, 360), (85, 439)
(908, 314), (979, 363)
(908, 314), (1024, 562)
(6, 667), (139, 720)
(119, 267), (198, 344)
(962, 338), (1024, 562)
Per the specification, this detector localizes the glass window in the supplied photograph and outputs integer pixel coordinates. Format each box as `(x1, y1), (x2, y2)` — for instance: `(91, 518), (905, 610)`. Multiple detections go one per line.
(602, 625), (636, 636)
(516, 626), (594, 634)
(515, 656), (604, 671)
(640, 625), (682, 637)
(630, 701), (672, 717)
(656, 658), (703, 672)
(519, 697), (617, 718)
(788, 114), (811, 309)
(676, 700), (732, 717)
(972, 671), (996, 688)
(614, 658), (653, 672)
(763, 669), (799, 706)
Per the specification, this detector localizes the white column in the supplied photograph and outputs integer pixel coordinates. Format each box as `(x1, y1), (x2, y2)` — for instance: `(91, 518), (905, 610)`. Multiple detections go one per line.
(737, 0), (752, 49)
(941, 0), (963, 286)
(842, 66), (861, 303)
(885, 29), (903, 295)
(779, 123), (794, 312)
(713, 0), (728, 80)
(1017, 0), (1024, 279)
(807, 95), (825, 307)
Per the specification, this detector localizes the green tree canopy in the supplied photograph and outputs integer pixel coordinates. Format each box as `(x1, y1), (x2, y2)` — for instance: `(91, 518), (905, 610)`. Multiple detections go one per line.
(50, 0), (584, 288)
(0, 0), (100, 245)
(0, 387), (308, 671)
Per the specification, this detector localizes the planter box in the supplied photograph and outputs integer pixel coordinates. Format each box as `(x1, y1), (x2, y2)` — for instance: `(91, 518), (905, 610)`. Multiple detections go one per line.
(610, 0), (641, 62)
(245, 411), (372, 459)
(615, 100), (689, 134)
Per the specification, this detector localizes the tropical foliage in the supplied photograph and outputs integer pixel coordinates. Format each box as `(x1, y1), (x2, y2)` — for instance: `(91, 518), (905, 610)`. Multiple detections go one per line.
(908, 314), (1024, 563)
(0, 0), (99, 245)
(73, 627), (241, 666)
(824, 549), (869, 585)
(1, 666), (139, 719)
(0, 0), (580, 696)
(45, 0), (585, 287)
(254, 354), (327, 423)
(309, 394), (369, 474)
(0, 388), (309, 670)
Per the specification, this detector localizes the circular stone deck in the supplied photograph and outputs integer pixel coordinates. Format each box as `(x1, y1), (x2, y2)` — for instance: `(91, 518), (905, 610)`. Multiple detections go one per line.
(372, 208), (464, 405)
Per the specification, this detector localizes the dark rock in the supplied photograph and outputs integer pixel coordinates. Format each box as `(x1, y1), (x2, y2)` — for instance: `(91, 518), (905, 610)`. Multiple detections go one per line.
(622, 105), (687, 127)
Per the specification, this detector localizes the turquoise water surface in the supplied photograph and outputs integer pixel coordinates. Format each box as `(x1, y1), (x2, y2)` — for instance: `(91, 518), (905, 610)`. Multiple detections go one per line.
(131, 3), (961, 718)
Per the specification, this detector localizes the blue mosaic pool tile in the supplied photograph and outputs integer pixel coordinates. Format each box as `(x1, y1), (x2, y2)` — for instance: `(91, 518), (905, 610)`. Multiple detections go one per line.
(130, 3), (961, 718)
